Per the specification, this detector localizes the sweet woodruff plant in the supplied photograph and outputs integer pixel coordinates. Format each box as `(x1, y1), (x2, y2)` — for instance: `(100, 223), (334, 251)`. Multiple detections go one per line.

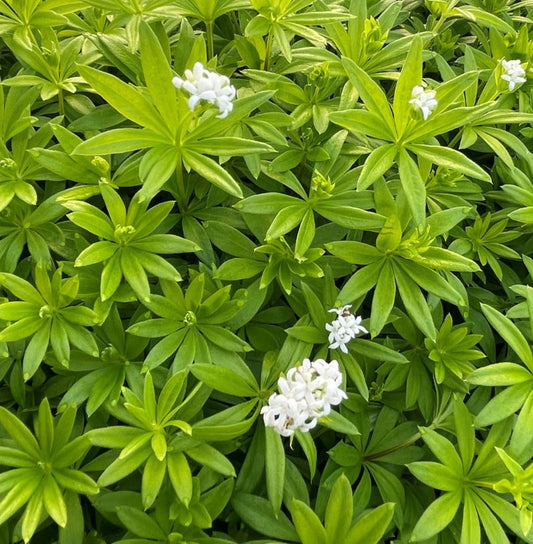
(0, 1), (532, 544)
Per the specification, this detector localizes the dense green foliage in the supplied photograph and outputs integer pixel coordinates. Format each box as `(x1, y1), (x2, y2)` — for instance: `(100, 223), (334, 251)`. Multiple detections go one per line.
(0, 0), (532, 542)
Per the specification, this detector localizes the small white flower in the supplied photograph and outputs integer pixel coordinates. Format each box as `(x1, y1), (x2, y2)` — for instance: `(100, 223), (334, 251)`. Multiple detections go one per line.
(409, 85), (438, 120)
(326, 306), (367, 352)
(172, 62), (236, 119)
(308, 359), (347, 416)
(260, 393), (306, 437)
(501, 59), (526, 92)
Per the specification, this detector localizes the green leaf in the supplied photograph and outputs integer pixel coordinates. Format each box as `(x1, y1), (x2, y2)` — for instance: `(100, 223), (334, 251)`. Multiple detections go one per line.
(466, 363), (532, 386)
(294, 429), (317, 479)
(393, 35), (422, 135)
(0, 407), (40, 458)
(392, 261), (436, 340)
(345, 503), (395, 544)
(77, 65), (166, 136)
(231, 493), (299, 542)
(121, 250), (150, 302)
(471, 492), (509, 544)
(481, 304), (533, 371)
(265, 426), (285, 514)
(410, 490), (462, 541)
(139, 22), (178, 132)
(167, 451), (193, 507)
(509, 389), (533, 459)
(338, 260), (384, 303)
(190, 364), (258, 397)
(116, 506), (167, 541)
(0, 475), (42, 526)
(266, 205), (307, 241)
(66, 203), (115, 239)
(214, 258), (266, 281)
(21, 486), (43, 543)
(23, 323), (51, 379)
(186, 136), (274, 156)
(98, 445), (151, 487)
(349, 338), (408, 364)
(53, 468), (98, 495)
(461, 490), (481, 544)
(87, 427), (144, 449)
(325, 474), (352, 543)
(75, 241), (117, 267)
(408, 461), (461, 491)
(453, 5), (515, 34)
(319, 410), (359, 436)
(139, 146), (179, 198)
(186, 443), (235, 477)
(73, 128), (166, 155)
(291, 499), (326, 544)
(329, 110), (394, 140)
(397, 148), (426, 226)
(407, 144), (491, 182)
(396, 260), (464, 307)
(370, 261), (395, 337)
(199, 324), (249, 352)
(0, 273), (43, 305)
(475, 382), (532, 427)
(182, 149), (243, 198)
(419, 427), (463, 474)
(341, 57), (395, 137)
(35, 398), (54, 457)
(315, 202), (386, 230)
(454, 400), (475, 472)
(141, 454), (166, 509)
(43, 475), (67, 527)
(358, 144), (397, 191)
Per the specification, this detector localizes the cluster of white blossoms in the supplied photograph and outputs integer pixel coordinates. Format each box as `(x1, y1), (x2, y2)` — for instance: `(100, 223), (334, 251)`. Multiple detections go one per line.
(261, 358), (347, 437)
(172, 62), (236, 119)
(409, 85), (438, 120)
(500, 59), (526, 92)
(326, 305), (368, 353)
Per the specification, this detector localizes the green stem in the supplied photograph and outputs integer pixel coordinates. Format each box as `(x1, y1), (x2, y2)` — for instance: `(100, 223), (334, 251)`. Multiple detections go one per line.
(430, 13), (447, 35)
(206, 20), (215, 60)
(58, 88), (65, 118)
(362, 415), (447, 462)
(448, 130), (463, 149)
(175, 158), (187, 213)
(363, 432), (422, 462)
(264, 31), (273, 71)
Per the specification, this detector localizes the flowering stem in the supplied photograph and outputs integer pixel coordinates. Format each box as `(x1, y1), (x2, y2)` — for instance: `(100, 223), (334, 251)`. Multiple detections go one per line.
(206, 20), (215, 60)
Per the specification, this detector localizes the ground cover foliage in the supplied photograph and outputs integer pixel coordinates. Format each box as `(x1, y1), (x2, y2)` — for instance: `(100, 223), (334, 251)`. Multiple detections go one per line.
(0, 0), (533, 542)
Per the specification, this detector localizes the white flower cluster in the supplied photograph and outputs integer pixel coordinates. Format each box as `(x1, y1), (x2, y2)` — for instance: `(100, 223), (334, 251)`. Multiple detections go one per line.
(261, 358), (347, 437)
(409, 85), (438, 120)
(501, 59), (526, 92)
(326, 305), (367, 353)
(172, 62), (236, 119)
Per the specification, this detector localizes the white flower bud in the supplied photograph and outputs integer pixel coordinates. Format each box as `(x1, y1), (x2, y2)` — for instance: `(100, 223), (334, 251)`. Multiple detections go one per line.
(409, 85), (438, 120)
(500, 59), (526, 92)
